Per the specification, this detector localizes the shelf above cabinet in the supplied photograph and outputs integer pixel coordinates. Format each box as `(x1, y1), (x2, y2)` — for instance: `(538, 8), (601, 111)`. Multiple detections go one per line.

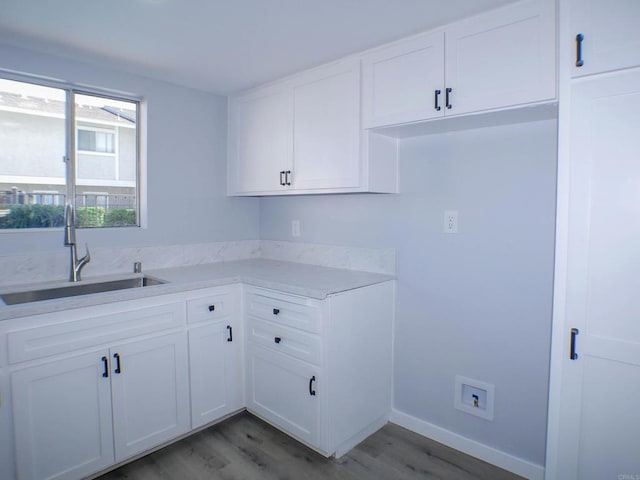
(369, 101), (557, 139)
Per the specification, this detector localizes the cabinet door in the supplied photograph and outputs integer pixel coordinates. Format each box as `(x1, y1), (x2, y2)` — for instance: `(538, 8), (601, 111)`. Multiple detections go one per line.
(246, 344), (321, 448)
(0, 370), (14, 480)
(228, 88), (293, 194)
(292, 60), (361, 190)
(189, 321), (242, 428)
(362, 31), (445, 128)
(571, 0), (640, 77)
(445, 0), (555, 115)
(12, 351), (114, 480)
(553, 69), (640, 479)
(111, 332), (190, 460)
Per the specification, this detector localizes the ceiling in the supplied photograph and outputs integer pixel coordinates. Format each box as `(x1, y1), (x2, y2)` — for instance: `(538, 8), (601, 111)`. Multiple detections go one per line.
(0, 0), (517, 95)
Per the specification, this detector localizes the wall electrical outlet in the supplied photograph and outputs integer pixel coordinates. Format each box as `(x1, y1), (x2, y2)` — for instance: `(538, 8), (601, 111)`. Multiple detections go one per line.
(444, 210), (458, 234)
(291, 219), (301, 237)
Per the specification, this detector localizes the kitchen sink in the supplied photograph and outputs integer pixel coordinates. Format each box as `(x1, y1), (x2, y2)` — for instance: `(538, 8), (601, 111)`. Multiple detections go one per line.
(0, 276), (167, 305)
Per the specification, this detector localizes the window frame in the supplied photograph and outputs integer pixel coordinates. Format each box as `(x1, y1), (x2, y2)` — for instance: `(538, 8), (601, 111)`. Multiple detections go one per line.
(0, 70), (143, 231)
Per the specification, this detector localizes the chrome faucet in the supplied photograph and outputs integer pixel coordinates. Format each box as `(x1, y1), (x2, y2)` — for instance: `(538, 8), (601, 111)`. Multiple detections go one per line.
(64, 204), (91, 282)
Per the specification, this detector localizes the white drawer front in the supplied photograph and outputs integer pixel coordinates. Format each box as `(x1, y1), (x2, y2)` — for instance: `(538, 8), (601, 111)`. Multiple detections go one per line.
(8, 302), (185, 364)
(245, 289), (322, 334)
(187, 289), (235, 324)
(247, 318), (322, 366)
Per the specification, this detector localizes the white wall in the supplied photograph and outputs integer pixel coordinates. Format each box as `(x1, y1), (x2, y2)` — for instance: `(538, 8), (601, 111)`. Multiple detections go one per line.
(0, 44), (259, 255)
(259, 119), (557, 465)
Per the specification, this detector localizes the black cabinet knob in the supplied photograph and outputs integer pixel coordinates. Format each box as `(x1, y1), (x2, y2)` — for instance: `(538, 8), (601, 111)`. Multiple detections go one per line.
(208, 305), (215, 312)
(274, 337), (282, 344)
(273, 308), (280, 315)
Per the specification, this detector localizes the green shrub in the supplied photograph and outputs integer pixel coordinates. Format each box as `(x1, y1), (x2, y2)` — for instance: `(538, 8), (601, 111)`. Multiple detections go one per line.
(1, 205), (65, 228)
(76, 207), (105, 227)
(0, 205), (137, 229)
(104, 209), (136, 226)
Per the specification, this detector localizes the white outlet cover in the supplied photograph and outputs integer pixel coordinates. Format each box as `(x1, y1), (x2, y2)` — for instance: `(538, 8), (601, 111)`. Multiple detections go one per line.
(444, 210), (458, 234)
(291, 219), (301, 237)
(454, 375), (495, 421)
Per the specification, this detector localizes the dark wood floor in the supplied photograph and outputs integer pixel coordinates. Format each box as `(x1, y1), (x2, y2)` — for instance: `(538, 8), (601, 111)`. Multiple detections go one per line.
(97, 412), (524, 480)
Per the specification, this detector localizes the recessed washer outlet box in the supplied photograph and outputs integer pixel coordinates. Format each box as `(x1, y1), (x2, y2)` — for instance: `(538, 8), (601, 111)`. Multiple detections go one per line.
(454, 375), (495, 421)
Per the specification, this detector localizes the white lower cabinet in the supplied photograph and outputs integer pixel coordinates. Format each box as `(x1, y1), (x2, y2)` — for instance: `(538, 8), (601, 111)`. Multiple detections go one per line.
(5, 295), (194, 480)
(189, 322), (243, 428)
(3, 280), (393, 479)
(187, 286), (243, 429)
(247, 343), (320, 447)
(11, 331), (190, 480)
(12, 351), (115, 480)
(244, 282), (395, 456)
(110, 333), (190, 460)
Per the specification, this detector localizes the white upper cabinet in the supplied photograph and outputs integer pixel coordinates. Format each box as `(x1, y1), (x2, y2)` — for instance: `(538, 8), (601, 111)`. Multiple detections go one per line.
(445, 0), (556, 115)
(227, 60), (398, 196)
(571, 0), (640, 77)
(362, 32), (445, 128)
(362, 0), (556, 128)
(292, 61), (361, 190)
(228, 86), (293, 194)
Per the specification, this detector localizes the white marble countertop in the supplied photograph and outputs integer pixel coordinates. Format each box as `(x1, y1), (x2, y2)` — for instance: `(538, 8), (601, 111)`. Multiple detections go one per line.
(0, 259), (395, 321)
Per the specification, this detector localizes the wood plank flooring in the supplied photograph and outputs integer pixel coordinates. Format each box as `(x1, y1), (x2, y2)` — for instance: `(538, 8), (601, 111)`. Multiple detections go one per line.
(97, 412), (524, 480)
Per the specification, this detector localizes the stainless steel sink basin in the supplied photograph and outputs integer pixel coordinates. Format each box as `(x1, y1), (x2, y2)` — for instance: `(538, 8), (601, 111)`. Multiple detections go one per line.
(1, 276), (167, 305)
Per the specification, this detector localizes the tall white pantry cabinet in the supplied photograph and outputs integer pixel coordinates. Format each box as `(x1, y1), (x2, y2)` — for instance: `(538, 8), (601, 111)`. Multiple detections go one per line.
(546, 0), (640, 479)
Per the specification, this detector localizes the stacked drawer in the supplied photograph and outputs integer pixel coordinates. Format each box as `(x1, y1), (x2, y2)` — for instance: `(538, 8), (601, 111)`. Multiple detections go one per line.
(246, 289), (322, 365)
(244, 287), (326, 451)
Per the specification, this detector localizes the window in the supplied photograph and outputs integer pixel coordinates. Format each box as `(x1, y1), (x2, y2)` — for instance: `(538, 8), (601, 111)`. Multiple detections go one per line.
(32, 191), (62, 206)
(78, 129), (115, 153)
(0, 76), (140, 229)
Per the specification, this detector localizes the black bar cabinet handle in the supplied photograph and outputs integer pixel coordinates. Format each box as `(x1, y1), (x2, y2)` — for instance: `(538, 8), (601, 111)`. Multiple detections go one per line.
(279, 171), (285, 186)
(570, 328), (579, 360)
(309, 375), (316, 396)
(273, 308), (280, 315)
(285, 170), (291, 186)
(445, 87), (452, 109)
(274, 336), (282, 344)
(102, 356), (109, 378)
(227, 325), (233, 342)
(575, 33), (584, 67)
(208, 304), (215, 312)
(434, 89), (442, 111)
(114, 353), (122, 374)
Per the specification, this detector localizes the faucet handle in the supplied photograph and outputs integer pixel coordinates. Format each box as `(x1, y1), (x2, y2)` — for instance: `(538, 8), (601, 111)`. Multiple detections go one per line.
(80, 243), (91, 263)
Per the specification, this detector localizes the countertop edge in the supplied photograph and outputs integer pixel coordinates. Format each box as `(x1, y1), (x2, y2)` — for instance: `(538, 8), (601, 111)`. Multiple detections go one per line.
(0, 260), (396, 321)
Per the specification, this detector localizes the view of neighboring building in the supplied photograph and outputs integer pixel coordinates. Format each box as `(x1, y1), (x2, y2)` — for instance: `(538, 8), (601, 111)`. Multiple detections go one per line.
(0, 78), (138, 228)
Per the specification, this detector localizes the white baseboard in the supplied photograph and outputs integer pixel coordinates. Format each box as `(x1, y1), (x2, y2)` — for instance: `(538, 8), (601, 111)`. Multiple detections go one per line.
(389, 409), (544, 480)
